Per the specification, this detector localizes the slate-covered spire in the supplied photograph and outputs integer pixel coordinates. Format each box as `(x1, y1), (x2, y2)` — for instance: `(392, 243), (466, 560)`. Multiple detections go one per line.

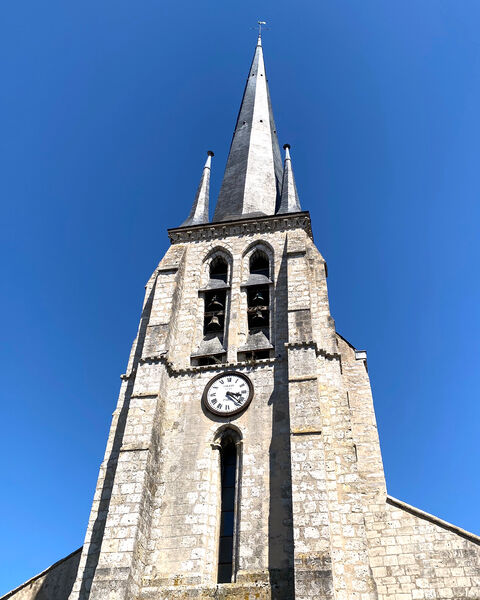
(278, 144), (302, 214)
(213, 34), (283, 222)
(181, 151), (214, 226)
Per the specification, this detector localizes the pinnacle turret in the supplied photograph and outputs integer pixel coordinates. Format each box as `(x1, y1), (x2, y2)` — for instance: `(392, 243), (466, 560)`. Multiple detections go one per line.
(181, 151), (214, 227)
(212, 37), (283, 222)
(277, 144), (302, 214)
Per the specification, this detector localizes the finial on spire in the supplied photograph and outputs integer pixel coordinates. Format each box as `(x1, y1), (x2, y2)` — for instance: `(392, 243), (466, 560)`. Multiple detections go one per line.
(181, 151), (214, 227)
(257, 21), (266, 45)
(277, 143), (302, 214)
(205, 150), (214, 167)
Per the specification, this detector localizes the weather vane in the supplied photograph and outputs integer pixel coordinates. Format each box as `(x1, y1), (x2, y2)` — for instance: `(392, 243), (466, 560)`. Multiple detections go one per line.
(258, 21), (267, 36)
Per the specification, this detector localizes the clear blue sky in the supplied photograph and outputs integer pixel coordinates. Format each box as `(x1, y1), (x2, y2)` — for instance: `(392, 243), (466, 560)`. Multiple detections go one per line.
(1, 0), (480, 594)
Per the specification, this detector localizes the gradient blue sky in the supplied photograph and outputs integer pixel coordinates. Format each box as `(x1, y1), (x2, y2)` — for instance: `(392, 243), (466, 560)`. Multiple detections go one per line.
(1, 0), (480, 594)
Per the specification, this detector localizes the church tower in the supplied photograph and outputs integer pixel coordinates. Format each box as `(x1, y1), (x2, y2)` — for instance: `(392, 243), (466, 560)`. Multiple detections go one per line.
(66, 34), (480, 600)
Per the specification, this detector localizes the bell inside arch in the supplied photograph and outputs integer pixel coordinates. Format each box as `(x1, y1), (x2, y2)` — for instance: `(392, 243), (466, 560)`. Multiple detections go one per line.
(251, 308), (267, 325)
(206, 315), (222, 331)
(208, 295), (224, 311)
(252, 291), (265, 305)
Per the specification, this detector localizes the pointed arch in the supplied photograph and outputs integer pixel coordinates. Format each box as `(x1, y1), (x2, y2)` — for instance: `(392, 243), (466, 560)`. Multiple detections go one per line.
(202, 246), (233, 288)
(241, 240), (274, 279)
(213, 424), (243, 446)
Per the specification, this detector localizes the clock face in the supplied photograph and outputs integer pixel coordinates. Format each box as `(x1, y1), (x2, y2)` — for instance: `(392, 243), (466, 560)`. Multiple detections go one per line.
(203, 372), (253, 417)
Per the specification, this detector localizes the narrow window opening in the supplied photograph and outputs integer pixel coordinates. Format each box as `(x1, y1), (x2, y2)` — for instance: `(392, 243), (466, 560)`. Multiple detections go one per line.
(249, 251), (269, 278)
(204, 291), (226, 335)
(192, 255), (230, 366)
(203, 256), (228, 354)
(247, 285), (269, 337)
(210, 257), (228, 283)
(247, 250), (271, 342)
(217, 438), (237, 583)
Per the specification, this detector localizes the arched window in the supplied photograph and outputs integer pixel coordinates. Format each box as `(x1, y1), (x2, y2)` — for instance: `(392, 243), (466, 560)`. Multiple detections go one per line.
(192, 253), (231, 366)
(216, 429), (240, 583)
(210, 256), (228, 283)
(204, 257), (228, 339)
(241, 248), (272, 360)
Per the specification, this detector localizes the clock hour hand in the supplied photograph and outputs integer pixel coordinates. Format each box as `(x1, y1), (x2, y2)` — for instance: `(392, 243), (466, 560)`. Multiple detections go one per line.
(226, 391), (242, 405)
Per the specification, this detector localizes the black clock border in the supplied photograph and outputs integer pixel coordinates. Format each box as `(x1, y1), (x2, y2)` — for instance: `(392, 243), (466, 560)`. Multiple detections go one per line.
(202, 371), (254, 417)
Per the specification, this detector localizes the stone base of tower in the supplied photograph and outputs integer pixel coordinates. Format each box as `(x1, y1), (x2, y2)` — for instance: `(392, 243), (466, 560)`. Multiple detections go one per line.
(4, 494), (480, 600)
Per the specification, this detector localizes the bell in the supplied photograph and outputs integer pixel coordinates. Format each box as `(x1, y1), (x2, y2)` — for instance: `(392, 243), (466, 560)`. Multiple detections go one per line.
(251, 308), (266, 324)
(252, 291), (265, 305)
(208, 295), (224, 311)
(206, 315), (222, 331)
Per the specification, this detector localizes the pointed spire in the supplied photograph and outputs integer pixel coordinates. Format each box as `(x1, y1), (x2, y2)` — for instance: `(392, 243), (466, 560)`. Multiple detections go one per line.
(181, 151), (214, 226)
(213, 37), (283, 222)
(277, 144), (302, 214)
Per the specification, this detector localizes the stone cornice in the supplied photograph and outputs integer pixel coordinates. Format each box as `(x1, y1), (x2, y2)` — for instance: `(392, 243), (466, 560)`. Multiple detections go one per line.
(167, 211), (312, 244)
(284, 341), (341, 362)
(138, 353), (276, 376)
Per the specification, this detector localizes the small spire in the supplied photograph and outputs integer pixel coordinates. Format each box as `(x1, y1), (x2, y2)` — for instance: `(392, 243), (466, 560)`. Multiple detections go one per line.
(277, 143), (302, 214)
(181, 151), (214, 226)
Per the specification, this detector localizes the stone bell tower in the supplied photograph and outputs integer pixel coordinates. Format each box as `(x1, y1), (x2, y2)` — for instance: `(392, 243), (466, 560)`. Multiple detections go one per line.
(66, 33), (480, 600)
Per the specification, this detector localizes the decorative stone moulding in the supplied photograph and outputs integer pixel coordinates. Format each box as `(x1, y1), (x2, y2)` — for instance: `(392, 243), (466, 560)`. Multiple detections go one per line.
(168, 211), (313, 244)
(137, 352), (276, 376)
(355, 350), (367, 361)
(120, 368), (137, 380)
(284, 340), (341, 362)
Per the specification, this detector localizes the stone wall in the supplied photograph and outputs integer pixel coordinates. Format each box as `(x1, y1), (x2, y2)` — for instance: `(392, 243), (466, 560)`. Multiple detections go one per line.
(2, 549), (81, 600)
(370, 497), (480, 599)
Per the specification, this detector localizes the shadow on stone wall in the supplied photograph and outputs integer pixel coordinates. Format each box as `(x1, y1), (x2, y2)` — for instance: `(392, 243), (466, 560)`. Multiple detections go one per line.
(34, 550), (81, 600)
(268, 243), (295, 599)
(3, 548), (81, 600)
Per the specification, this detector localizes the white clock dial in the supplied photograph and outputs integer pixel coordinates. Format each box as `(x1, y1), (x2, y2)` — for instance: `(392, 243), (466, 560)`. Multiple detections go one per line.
(203, 372), (253, 416)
